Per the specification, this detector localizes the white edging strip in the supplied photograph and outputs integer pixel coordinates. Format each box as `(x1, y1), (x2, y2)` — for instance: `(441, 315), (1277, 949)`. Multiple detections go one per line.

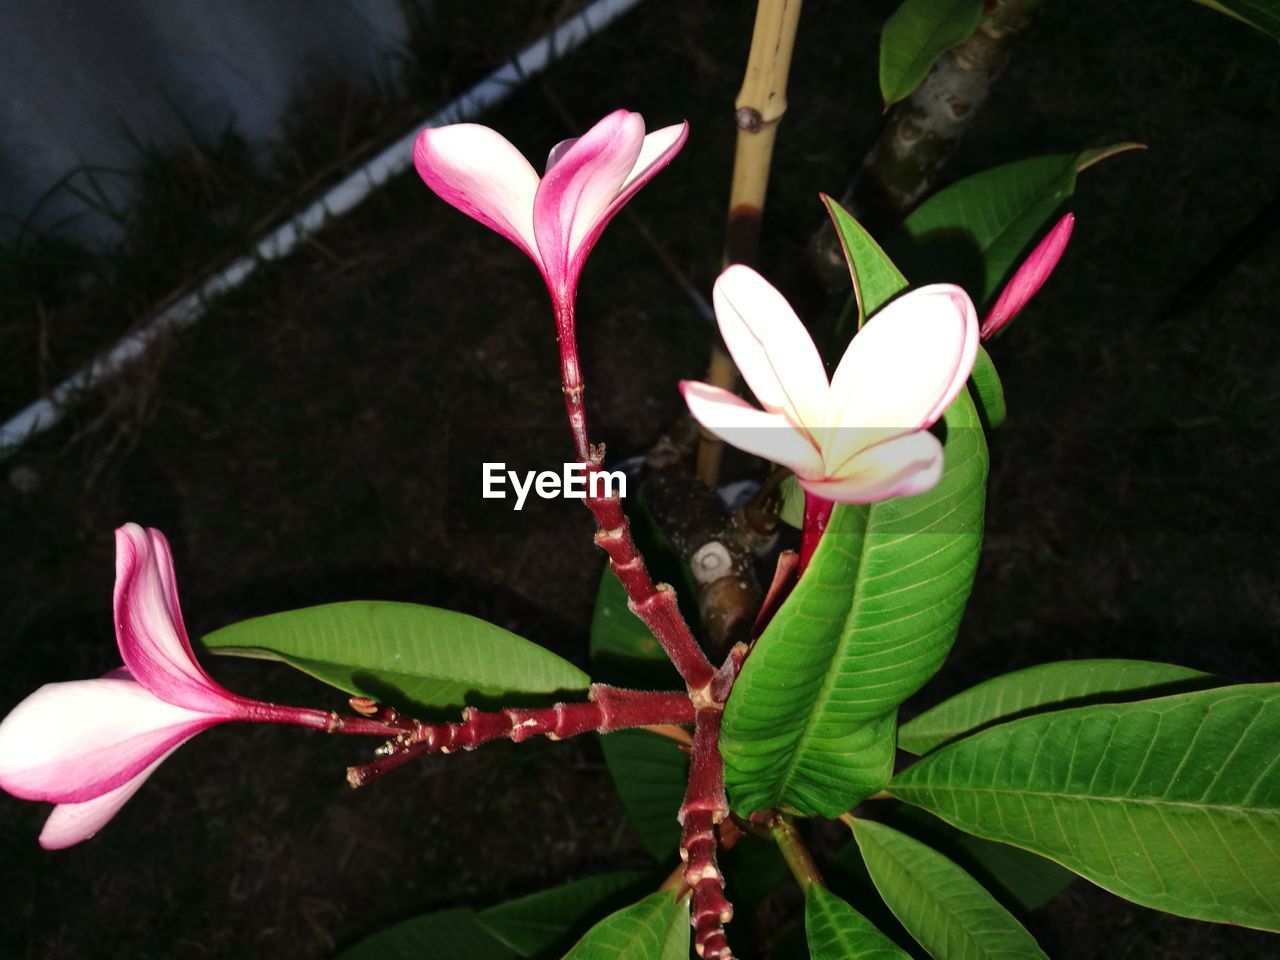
(1, 0), (645, 456)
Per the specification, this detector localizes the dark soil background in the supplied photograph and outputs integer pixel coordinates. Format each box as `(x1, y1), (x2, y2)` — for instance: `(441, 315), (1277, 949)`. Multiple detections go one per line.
(2, 1), (1278, 957)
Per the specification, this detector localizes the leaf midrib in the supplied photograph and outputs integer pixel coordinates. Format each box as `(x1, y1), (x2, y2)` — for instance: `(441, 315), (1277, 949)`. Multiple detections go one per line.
(893, 782), (1277, 817)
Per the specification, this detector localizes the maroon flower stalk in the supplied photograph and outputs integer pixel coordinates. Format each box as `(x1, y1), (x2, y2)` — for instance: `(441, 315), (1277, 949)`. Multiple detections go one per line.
(555, 299), (716, 694)
(347, 686), (694, 787)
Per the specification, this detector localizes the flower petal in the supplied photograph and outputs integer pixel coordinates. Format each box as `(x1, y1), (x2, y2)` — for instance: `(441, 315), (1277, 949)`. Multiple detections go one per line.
(825, 284), (977, 470)
(0, 675), (219, 803)
(680, 381), (824, 478)
(114, 525), (234, 711)
(533, 109), (645, 293)
(546, 136), (579, 173)
(38, 745), (183, 849)
(413, 124), (541, 264)
(981, 212), (1074, 339)
(621, 123), (688, 192)
(800, 430), (944, 504)
(712, 265), (829, 428)
(559, 120), (689, 294)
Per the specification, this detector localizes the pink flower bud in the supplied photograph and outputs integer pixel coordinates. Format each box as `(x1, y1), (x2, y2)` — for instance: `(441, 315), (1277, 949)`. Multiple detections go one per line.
(981, 213), (1075, 340)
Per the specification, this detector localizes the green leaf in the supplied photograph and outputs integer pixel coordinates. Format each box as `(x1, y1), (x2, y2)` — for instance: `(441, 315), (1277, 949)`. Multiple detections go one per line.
(722, 390), (988, 817)
(891, 683), (1280, 931)
(591, 570), (664, 663)
(886, 807), (1074, 912)
(967, 346), (1006, 430)
(599, 729), (689, 860)
(831, 811), (1072, 916)
(879, 0), (985, 105)
(1192, 0), (1280, 41)
(822, 195), (910, 328)
(203, 601), (588, 713)
(900, 658), (1215, 754)
(806, 883), (910, 959)
(898, 145), (1143, 302)
(851, 820), (1048, 959)
(561, 890), (690, 960)
(337, 907), (517, 960)
(478, 871), (648, 957)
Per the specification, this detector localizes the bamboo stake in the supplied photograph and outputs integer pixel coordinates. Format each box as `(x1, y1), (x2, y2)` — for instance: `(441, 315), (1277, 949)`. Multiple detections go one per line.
(696, 0), (805, 487)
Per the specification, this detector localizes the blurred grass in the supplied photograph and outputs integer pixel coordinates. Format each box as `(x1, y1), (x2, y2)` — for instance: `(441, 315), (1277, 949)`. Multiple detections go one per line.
(1, 0), (1278, 958)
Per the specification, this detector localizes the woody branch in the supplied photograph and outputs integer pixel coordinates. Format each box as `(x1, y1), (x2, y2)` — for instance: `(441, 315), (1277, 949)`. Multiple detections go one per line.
(679, 704), (734, 959)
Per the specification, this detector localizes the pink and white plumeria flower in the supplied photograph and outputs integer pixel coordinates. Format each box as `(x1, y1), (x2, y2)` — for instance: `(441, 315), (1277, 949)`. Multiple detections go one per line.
(413, 108), (688, 310)
(982, 212), (1075, 340)
(681, 265), (979, 506)
(0, 524), (379, 849)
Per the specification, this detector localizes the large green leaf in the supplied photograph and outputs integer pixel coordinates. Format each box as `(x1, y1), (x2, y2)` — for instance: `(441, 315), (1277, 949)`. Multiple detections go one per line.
(891, 683), (1280, 930)
(805, 883), (909, 959)
(897, 145), (1143, 302)
(851, 820), (1048, 960)
(899, 658), (1214, 754)
(822, 195), (910, 328)
(832, 809), (1072, 916)
(561, 890), (690, 960)
(879, 0), (985, 105)
(886, 807), (1074, 912)
(1193, 0), (1280, 40)
(599, 729), (689, 860)
(203, 601), (588, 713)
(337, 907), (516, 960)
(477, 871), (647, 957)
(722, 391), (988, 817)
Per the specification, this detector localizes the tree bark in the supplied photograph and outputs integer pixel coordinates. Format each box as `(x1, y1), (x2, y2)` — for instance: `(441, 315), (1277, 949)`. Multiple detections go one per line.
(809, 0), (1048, 292)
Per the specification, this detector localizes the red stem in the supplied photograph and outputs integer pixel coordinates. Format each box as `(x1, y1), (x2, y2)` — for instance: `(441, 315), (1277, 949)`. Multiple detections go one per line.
(243, 703), (408, 737)
(347, 685), (694, 787)
(555, 297), (592, 461)
(679, 705), (733, 959)
(554, 298), (716, 692)
(798, 491), (834, 572)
